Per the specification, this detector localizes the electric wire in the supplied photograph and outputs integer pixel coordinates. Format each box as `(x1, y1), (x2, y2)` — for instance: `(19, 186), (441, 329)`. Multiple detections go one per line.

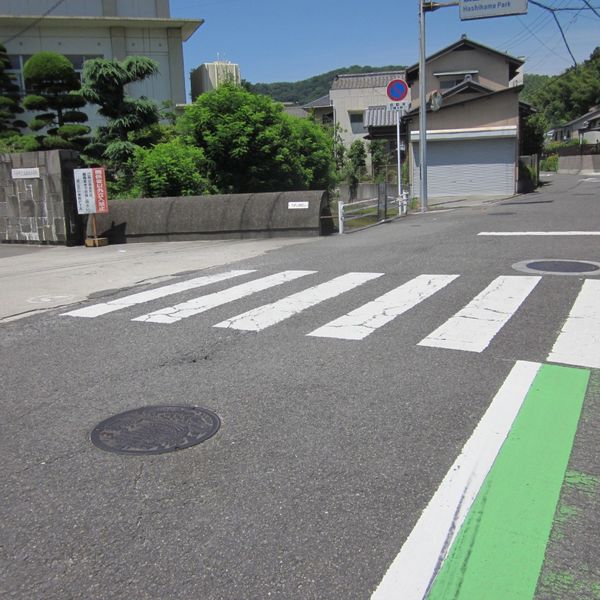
(1, 0), (67, 45)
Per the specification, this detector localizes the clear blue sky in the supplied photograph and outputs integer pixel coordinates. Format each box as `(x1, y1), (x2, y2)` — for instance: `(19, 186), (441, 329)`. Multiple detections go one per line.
(171, 0), (600, 94)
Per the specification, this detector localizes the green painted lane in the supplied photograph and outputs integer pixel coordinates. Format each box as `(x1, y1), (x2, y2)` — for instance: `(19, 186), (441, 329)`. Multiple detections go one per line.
(426, 364), (590, 600)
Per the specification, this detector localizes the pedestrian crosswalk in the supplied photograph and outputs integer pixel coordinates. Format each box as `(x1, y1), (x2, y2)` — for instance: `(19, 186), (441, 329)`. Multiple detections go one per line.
(61, 269), (600, 369)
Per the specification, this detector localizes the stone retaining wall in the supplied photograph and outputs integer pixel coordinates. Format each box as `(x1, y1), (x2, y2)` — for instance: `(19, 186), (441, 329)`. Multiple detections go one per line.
(0, 150), (83, 245)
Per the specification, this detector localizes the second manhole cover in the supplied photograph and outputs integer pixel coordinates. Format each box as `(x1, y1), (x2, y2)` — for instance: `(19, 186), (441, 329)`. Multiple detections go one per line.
(513, 259), (600, 276)
(91, 405), (221, 455)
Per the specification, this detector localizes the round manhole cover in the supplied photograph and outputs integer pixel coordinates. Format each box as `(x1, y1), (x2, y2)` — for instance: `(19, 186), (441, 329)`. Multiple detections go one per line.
(513, 259), (600, 276)
(91, 405), (220, 455)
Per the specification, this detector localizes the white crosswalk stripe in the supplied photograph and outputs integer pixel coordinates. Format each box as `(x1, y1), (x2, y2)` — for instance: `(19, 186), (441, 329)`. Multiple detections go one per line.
(62, 270), (256, 318)
(213, 272), (383, 332)
(132, 270), (316, 324)
(547, 279), (600, 369)
(307, 274), (459, 340)
(59, 270), (599, 368)
(418, 275), (541, 353)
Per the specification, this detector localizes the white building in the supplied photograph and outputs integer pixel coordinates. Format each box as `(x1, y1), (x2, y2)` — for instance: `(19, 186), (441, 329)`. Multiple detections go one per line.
(0, 0), (203, 113)
(190, 61), (241, 101)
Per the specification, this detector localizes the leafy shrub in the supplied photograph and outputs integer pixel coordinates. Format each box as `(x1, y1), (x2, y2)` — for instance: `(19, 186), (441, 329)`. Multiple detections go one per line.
(0, 133), (39, 152)
(133, 141), (211, 198)
(540, 154), (559, 172)
(544, 139), (579, 154)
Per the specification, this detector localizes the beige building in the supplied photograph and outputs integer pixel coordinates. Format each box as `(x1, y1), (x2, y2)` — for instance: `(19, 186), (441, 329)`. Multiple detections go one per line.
(402, 36), (524, 198)
(329, 71), (406, 156)
(190, 61), (241, 101)
(0, 0), (203, 120)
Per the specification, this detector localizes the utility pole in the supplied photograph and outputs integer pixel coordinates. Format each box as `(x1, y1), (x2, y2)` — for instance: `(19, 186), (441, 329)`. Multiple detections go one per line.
(418, 0), (428, 212)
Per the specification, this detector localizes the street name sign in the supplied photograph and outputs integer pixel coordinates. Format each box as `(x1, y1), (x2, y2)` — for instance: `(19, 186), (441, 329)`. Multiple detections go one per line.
(460, 0), (528, 20)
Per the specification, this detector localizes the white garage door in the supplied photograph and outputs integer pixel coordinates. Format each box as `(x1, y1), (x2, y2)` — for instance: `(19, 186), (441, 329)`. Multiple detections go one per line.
(412, 138), (516, 197)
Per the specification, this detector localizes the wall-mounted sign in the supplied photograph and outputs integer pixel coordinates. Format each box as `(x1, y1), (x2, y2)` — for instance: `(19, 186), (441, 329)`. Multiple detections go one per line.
(11, 167), (40, 179)
(288, 201), (309, 209)
(460, 0), (528, 20)
(74, 168), (109, 214)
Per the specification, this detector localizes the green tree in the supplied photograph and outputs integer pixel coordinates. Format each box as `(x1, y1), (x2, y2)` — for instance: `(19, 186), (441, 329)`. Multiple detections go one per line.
(530, 47), (600, 124)
(370, 140), (388, 181)
(81, 56), (160, 164)
(346, 139), (367, 193)
(0, 44), (25, 136)
(22, 52), (90, 150)
(179, 84), (333, 193)
(133, 140), (212, 197)
(520, 113), (547, 156)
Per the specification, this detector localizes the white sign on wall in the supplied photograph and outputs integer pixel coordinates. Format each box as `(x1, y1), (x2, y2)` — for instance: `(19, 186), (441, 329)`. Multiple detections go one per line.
(460, 0), (528, 20)
(288, 201), (309, 209)
(11, 167), (40, 179)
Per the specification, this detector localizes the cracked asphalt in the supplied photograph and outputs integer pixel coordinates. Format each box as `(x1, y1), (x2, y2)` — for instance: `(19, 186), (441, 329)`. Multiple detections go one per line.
(1, 173), (599, 599)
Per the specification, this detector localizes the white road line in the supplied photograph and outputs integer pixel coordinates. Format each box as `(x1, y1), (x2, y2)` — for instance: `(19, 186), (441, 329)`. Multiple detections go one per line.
(132, 270), (316, 324)
(62, 270), (256, 318)
(418, 276), (541, 353)
(547, 279), (600, 369)
(307, 275), (459, 340)
(478, 231), (600, 236)
(371, 360), (541, 600)
(213, 272), (383, 332)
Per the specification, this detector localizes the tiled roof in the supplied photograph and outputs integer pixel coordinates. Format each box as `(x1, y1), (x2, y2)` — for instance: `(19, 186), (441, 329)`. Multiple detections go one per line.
(364, 106), (397, 128)
(303, 94), (331, 109)
(331, 71), (405, 90)
(405, 36), (523, 81)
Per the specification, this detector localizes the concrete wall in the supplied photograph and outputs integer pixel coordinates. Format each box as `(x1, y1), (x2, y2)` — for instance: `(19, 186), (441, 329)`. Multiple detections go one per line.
(92, 191), (333, 242)
(559, 154), (600, 174)
(0, 151), (84, 245)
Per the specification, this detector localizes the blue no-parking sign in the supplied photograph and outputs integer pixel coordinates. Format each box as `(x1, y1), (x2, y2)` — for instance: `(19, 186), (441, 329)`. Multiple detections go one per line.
(386, 79), (409, 102)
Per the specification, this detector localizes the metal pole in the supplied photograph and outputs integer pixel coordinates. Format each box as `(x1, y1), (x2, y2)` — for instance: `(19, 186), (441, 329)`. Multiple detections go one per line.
(338, 197), (344, 235)
(396, 108), (402, 199)
(418, 0), (428, 212)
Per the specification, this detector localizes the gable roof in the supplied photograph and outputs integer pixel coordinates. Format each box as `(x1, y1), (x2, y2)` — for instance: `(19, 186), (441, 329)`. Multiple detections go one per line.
(405, 84), (522, 117)
(303, 94), (331, 109)
(405, 36), (524, 83)
(331, 71), (405, 90)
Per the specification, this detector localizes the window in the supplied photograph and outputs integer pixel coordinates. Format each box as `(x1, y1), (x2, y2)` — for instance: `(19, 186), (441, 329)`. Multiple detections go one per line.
(439, 77), (465, 90)
(349, 112), (364, 134)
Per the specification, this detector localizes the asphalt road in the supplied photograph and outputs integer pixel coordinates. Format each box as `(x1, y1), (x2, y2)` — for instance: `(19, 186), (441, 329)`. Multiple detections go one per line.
(1, 173), (599, 599)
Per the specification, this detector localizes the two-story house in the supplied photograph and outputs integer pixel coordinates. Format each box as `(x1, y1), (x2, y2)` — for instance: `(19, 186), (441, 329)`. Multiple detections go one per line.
(368, 36), (524, 199)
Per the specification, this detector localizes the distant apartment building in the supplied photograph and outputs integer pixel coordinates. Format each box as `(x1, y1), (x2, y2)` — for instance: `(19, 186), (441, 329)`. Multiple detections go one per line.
(190, 61), (241, 100)
(0, 0), (203, 117)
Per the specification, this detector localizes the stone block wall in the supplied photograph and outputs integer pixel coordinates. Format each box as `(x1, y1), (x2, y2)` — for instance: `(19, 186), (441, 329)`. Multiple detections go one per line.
(0, 150), (84, 245)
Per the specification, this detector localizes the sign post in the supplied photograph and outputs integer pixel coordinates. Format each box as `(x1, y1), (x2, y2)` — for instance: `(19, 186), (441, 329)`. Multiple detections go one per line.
(74, 167), (109, 247)
(386, 78), (410, 210)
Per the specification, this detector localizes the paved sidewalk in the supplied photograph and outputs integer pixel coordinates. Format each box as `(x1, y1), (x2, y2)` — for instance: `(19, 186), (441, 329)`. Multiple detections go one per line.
(0, 238), (316, 323)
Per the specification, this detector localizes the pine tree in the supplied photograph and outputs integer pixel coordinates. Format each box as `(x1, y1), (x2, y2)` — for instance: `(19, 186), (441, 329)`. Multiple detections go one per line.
(0, 44), (25, 135)
(22, 52), (90, 150)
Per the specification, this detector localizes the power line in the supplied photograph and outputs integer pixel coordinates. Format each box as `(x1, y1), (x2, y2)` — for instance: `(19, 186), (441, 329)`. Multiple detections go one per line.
(580, 0), (600, 18)
(529, 0), (578, 66)
(1, 0), (66, 45)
